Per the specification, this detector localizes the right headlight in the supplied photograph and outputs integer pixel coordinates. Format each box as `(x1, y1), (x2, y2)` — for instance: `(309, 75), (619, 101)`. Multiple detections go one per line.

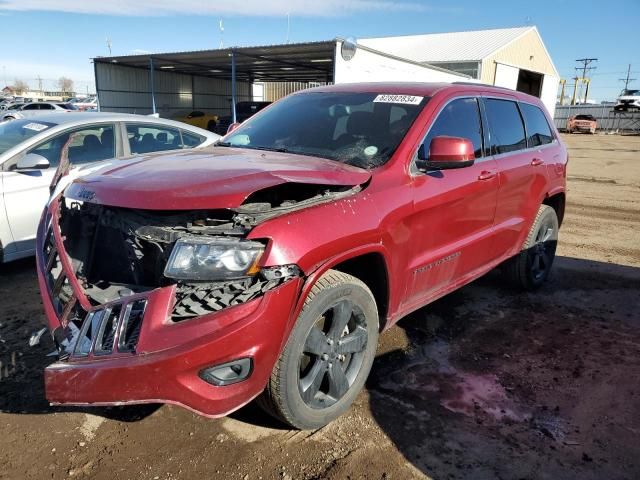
(164, 236), (265, 281)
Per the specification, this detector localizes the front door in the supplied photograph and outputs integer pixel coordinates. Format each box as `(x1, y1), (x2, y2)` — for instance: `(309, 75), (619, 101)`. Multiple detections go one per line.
(404, 97), (499, 308)
(3, 123), (117, 255)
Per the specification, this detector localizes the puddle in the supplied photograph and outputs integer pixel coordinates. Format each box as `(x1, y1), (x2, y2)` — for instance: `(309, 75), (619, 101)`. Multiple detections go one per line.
(379, 340), (530, 423)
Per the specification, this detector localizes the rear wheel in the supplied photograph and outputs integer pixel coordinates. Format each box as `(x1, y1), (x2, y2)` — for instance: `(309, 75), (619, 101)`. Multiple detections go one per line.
(502, 204), (559, 290)
(258, 270), (379, 429)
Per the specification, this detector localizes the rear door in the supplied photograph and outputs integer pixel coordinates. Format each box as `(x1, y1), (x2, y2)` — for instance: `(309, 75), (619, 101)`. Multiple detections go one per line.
(404, 96), (499, 308)
(482, 97), (551, 259)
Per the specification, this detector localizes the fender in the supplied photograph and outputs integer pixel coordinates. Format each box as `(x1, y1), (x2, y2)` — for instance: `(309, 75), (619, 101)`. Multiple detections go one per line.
(513, 187), (566, 254)
(279, 243), (392, 353)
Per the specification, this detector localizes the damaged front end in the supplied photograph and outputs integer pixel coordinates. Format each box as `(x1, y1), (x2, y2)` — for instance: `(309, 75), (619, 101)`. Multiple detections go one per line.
(36, 179), (363, 416)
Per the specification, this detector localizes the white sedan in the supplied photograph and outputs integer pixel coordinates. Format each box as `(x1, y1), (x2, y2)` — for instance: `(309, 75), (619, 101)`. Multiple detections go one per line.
(0, 112), (219, 263)
(1, 102), (76, 122)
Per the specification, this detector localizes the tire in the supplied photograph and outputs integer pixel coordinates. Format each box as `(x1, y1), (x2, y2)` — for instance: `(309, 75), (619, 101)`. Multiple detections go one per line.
(206, 120), (217, 132)
(502, 204), (559, 290)
(258, 270), (379, 429)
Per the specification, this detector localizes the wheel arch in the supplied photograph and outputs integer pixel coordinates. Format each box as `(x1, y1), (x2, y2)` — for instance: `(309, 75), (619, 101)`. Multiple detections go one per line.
(543, 190), (566, 227)
(291, 246), (391, 333)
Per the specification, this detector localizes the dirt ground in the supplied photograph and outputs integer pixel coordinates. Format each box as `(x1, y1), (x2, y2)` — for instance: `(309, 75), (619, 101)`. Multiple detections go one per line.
(1, 133), (639, 480)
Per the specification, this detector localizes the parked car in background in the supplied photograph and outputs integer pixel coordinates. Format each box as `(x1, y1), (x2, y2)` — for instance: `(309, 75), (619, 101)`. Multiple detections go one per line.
(173, 110), (219, 132)
(0, 112), (219, 263)
(36, 83), (567, 430)
(614, 89), (640, 111)
(567, 114), (597, 134)
(1, 102), (75, 121)
(0, 102), (25, 113)
(69, 96), (99, 111)
(215, 101), (271, 134)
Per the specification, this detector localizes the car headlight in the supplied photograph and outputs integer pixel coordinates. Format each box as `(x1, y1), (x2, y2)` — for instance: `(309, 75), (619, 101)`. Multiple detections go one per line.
(164, 237), (264, 281)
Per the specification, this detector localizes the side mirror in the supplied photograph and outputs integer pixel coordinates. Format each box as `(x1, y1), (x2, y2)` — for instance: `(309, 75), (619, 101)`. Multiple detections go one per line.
(416, 136), (475, 171)
(17, 153), (50, 170)
(226, 122), (241, 134)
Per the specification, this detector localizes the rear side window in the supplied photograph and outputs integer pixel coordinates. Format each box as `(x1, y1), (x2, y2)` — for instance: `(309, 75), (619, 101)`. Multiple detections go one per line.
(520, 103), (554, 147)
(484, 99), (526, 154)
(126, 124), (182, 154)
(422, 97), (484, 158)
(181, 131), (206, 148)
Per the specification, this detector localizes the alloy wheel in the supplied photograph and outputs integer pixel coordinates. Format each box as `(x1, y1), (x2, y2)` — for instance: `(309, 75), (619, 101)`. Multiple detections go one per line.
(298, 300), (368, 409)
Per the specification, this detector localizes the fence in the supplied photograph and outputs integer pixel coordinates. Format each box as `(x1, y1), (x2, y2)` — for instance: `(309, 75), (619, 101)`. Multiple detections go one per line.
(553, 104), (640, 133)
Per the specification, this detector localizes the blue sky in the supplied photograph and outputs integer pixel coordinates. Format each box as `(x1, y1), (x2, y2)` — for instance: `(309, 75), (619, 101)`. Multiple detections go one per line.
(0, 0), (638, 101)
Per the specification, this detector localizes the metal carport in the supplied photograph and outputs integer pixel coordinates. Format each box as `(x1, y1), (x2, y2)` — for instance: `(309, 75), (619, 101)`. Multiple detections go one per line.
(93, 39), (468, 122)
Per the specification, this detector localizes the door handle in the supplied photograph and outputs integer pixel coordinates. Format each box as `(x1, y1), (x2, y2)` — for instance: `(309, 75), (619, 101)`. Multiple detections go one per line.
(477, 170), (496, 181)
(531, 158), (545, 166)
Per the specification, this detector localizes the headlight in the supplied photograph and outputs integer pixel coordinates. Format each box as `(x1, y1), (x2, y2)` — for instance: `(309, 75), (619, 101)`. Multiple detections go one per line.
(164, 237), (264, 281)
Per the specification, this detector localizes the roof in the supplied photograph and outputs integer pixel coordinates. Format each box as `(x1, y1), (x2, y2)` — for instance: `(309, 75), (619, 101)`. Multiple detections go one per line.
(360, 26), (534, 63)
(12, 112), (218, 136)
(94, 41), (336, 83)
(305, 81), (548, 104)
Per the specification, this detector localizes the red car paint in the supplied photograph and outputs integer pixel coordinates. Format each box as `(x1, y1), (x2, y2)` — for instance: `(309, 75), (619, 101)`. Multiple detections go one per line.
(37, 82), (567, 417)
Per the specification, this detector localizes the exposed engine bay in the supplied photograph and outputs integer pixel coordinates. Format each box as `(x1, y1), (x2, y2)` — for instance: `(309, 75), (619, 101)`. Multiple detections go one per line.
(58, 181), (363, 320)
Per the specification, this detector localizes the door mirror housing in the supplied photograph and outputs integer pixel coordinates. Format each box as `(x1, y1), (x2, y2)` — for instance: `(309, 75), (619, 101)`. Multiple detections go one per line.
(416, 136), (475, 171)
(17, 153), (50, 170)
(226, 122), (241, 134)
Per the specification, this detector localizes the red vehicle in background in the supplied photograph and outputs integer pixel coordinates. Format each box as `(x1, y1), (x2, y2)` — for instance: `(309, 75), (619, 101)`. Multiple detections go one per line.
(37, 83), (567, 429)
(567, 114), (597, 134)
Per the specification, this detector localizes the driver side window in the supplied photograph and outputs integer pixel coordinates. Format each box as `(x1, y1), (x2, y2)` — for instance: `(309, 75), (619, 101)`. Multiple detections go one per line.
(422, 97), (484, 159)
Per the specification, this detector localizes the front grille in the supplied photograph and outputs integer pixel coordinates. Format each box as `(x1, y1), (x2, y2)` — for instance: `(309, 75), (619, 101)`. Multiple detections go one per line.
(43, 228), (74, 316)
(72, 299), (147, 357)
(42, 213), (148, 359)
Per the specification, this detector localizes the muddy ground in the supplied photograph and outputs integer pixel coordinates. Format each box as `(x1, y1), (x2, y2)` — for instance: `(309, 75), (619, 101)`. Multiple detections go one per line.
(1, 133), (639, 480)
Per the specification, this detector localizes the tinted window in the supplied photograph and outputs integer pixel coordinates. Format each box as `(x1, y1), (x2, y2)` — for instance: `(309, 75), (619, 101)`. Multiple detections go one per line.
(22, 104), (39, 110)
(126, 124), (182, 154)
(29, 124), (116, 167)
(40, 104), (54, 110)
(224, 92), (428, 169)
(181, 130), (206, 148)
(484, 99), (527, 154)
(422, 97), (483, 158)
(520, 103), (554, 147)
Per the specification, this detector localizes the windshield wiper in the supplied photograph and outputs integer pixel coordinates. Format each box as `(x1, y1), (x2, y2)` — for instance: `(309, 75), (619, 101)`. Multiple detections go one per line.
(244, 145), (290, 153)
(214, 140), (232, 147)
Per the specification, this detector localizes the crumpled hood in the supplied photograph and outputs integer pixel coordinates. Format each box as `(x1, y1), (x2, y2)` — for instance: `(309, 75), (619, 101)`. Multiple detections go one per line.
(65, 147), (371, 210)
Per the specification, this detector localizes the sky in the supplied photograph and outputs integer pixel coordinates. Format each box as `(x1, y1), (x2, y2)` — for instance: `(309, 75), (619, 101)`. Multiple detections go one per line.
(0, 0), (638, 101)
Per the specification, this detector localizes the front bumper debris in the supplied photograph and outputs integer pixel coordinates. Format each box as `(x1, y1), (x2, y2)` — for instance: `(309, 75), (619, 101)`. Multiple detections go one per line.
(36, 198), (303, 417)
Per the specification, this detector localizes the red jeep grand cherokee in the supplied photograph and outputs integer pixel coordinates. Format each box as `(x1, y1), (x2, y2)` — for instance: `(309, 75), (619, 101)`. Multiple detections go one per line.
(37, 83), (567, 429)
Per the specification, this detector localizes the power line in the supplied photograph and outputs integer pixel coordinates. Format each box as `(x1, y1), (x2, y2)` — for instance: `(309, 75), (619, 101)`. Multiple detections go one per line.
(619, 64), (636, 91)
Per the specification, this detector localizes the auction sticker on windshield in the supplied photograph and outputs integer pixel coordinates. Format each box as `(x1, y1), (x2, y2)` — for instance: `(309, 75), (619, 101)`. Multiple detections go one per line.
(23, 123), (49, 132)
(373, 94), (423, 105)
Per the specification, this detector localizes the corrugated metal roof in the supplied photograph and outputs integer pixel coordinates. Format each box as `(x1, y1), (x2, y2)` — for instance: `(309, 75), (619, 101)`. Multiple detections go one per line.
(360, 26), (534, 63)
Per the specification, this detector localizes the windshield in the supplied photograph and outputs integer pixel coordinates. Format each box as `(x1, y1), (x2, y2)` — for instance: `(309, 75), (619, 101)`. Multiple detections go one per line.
(575, 115), (595, 120)
(0, 119), (57, 155)
(622, 89), (640, 96)
(222, 92), (428, 169)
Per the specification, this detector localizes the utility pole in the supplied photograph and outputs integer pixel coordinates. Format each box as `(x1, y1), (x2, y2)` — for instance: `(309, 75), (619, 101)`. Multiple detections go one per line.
(106, 37), (112, 56)
(574, 58), (597, 103)
(37, 75), (43, 94)
(619, 64), (636, 92)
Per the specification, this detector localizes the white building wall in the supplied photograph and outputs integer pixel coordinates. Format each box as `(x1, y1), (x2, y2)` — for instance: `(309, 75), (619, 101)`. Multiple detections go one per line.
(334, 40), (468, 84)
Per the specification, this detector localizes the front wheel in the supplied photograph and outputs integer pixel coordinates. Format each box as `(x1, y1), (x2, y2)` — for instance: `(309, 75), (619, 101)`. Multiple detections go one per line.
(258, 270), (379, 429)
(502, 204), (559, 290)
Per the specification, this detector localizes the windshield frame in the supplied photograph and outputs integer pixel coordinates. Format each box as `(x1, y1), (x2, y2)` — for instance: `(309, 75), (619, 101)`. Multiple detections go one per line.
(221, 91), (430, 170)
